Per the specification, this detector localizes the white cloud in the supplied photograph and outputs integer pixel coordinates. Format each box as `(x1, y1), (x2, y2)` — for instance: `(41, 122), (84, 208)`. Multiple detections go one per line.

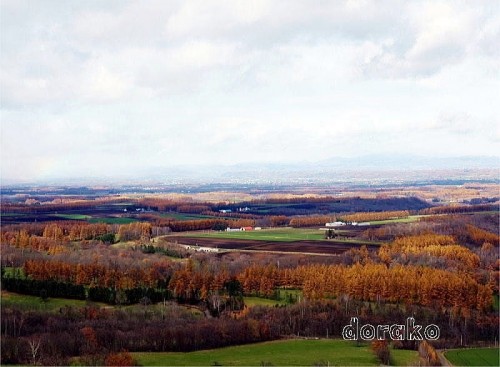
(79, 64), (131, 103)
(1, 0), (499, 181)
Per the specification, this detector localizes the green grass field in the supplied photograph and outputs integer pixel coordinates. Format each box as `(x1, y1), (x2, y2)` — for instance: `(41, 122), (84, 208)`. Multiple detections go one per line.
(88, 217), (137, 224)
(1, 291), (203, 319)
(445, 347), (499, 366)
(133, 339), (377, 366)
(50, 213), (92, 220)
(243, 296), (287, 307)
(391, 348), (420, 366)
(119, 301), (205, 318)
(1, 291), (99, 312)
(277, 288), (303, 301)
(244, 289), (303, 307)
(492, 294), (499, 311)
(188, 228), (328, 242)
(161, 212), (219, 221)
(365, 215), (421, 225)
(186, 228), (379, 246)
(2, 266), (26, 279)
(133, 339), (418, 366)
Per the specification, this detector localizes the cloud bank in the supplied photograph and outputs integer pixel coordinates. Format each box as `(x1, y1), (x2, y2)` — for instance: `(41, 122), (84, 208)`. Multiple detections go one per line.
(1, 0), (499, 181)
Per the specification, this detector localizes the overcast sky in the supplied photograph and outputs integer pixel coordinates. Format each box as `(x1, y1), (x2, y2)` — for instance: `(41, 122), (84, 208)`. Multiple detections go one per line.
(1, 0), (499, 182)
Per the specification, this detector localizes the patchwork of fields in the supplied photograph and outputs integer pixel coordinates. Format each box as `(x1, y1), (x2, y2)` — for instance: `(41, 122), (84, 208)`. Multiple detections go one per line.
(168, 227), (380, 255)
(2, 185), (498, 366)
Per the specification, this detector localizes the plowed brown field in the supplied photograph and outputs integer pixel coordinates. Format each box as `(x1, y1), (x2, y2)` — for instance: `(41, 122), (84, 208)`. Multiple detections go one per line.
(167, 236), (378, 255)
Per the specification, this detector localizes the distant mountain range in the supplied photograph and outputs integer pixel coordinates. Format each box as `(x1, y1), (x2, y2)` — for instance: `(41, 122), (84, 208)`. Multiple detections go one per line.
(2, 155), (498, 186)
(142, 155), (500, 185)
(184, 154), (500, 177)
(317, 154), (500, 170)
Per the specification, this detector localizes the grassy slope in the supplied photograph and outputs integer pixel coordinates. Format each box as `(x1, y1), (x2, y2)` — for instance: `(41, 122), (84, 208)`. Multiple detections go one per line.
(1, 291), (98, 312)
(445, 348), (499, 366)
(133, 339), (379, 366)
(391, 348), (420, 366)
(1, 291), (204, 318)
(133, 339), (418, 366)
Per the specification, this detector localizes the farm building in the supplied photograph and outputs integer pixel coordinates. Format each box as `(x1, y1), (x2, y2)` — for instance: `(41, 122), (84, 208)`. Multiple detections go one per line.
(226, 226), (255, 231)
(181, 244), (219, 253)
(325, 222), (346, 227)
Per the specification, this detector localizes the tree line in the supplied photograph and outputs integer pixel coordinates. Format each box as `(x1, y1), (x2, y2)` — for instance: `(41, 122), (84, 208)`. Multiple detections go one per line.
(2, 296), (498, 365)
(339, 210), (409, 223)
(5, 248), (491, 313)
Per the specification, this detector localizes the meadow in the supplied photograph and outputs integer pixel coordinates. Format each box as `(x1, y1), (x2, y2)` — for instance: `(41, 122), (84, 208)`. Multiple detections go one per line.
(132, 339), (419, 366)
(160, 212), (221, 221)
(50, 213), (92, 220)
(243, 289), (302, 307)
(445, 347), (499, 366)
(365, 215), (422, 225)
(42, 212), (139, 224)
(1, 290), (205, 318)
(88, 217), (138, 224)
(243, 296), (287, 307)
(187, 228), (330, 242)
(1, 291), (97, 312)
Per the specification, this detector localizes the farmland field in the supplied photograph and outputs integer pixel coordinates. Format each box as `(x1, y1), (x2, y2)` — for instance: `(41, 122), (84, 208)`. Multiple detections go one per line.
(2, 182), (499, 366)
(188, 228), (327, 241)
(50, 213), (92, 220)
(88, 217), (138, 224)
(445, 348), (499, 366)
(132, 339), (418, 366)
(169, 235), (380, 255)
(169, 228), (380, 255)
(365, 215), (422, 225)
(181, 227), (379, 244)
(160, 212), (220, 220)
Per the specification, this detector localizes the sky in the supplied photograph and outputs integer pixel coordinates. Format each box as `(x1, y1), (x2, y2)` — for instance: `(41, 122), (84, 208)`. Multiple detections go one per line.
(1, 0), (499, 182)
